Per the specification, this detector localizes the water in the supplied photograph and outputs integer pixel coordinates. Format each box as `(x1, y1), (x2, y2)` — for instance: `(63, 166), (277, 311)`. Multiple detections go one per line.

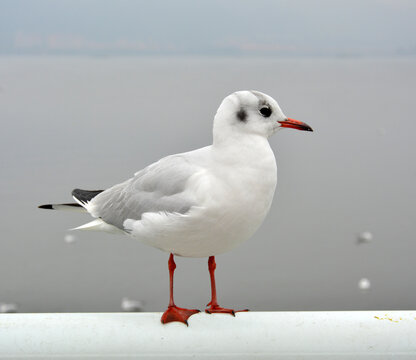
(0, 56), (415, 312)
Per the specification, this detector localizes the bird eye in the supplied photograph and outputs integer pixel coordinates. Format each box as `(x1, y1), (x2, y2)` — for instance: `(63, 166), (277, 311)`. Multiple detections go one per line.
(259, 106), (272, 117)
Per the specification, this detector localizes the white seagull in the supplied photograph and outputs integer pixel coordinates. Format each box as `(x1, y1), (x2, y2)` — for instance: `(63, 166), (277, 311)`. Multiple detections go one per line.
(39, 90), (313, 325)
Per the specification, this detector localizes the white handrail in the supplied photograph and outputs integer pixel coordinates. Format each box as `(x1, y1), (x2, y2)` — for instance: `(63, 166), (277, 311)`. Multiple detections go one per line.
(1, 311), (415, 358)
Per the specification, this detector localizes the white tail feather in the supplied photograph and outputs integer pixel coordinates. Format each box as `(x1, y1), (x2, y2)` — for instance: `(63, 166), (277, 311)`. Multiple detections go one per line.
(71, 219), (124, 234)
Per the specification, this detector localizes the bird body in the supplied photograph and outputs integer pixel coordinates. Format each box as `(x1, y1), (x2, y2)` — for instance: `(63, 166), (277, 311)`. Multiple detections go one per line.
(39, 90), (312, 324)
(80, 132), (277, 257)
(134, 140), (275, 257)
(74, 91), (281, 257)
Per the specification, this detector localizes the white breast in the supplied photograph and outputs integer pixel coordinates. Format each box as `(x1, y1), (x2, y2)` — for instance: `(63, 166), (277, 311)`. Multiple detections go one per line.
(205, 137), (277, 253)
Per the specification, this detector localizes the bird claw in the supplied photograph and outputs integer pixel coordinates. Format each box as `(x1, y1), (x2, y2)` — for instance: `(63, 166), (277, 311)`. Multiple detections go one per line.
(161, 305), (200, 325)
(205, 306), (249, 316)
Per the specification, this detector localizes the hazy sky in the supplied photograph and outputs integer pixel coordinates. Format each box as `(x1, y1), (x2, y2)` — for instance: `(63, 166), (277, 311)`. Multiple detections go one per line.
(1, 0), (416, 56)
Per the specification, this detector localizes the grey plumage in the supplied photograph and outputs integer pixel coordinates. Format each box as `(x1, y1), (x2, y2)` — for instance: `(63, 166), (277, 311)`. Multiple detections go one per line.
(89, 154), (199, 230)
(250, 90), (269, 106)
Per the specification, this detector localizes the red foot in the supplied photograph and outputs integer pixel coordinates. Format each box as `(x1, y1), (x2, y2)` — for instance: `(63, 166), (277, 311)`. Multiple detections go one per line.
(161, 306), (200, 325)
(205, 305), (249, 316)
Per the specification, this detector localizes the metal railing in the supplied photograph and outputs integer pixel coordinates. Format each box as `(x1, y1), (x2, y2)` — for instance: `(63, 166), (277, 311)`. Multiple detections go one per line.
(1, 311), (415, 358)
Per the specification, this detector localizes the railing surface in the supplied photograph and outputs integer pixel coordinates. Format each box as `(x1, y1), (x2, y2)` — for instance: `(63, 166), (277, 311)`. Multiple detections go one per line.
(1, 311), (415, 359)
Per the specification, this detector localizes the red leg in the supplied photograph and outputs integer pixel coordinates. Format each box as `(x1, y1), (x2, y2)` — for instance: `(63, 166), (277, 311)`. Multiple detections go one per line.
(161, 253), (200, 325)
(205, 256), (249, 315)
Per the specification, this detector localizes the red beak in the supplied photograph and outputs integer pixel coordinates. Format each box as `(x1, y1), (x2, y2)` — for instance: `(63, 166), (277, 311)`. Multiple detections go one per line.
(278, 118), (313, 132)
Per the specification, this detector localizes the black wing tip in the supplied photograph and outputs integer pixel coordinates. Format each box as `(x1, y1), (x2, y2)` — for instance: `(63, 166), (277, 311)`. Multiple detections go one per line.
(71, 188), (81, 198)
(38, 204), (54, 210)
(38, 203), (83, 210)
(72, 189), (104, 203)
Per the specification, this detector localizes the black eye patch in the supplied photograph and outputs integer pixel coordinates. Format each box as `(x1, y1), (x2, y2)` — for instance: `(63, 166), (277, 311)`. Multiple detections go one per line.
(236, 108), (247, 122)
(259, 106), (272, 118)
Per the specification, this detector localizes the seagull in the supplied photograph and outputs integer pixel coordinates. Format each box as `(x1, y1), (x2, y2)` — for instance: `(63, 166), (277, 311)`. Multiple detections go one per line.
(39, 90), (313, 325)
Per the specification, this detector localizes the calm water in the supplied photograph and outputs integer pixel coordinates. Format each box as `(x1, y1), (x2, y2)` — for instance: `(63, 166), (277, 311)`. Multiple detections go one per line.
(0, 56), (415, 312)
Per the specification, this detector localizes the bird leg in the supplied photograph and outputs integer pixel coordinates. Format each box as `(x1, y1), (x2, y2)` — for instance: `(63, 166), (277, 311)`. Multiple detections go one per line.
(161, 253), (200, 325)
(205, 256), (249, 315)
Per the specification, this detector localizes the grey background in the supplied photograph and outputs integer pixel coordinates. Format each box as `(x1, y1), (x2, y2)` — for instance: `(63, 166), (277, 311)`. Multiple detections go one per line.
(0, 56), (415, 312)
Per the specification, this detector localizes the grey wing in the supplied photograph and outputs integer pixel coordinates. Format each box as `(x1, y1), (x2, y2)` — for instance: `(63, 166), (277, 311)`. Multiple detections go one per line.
(89, 155), (199, 230)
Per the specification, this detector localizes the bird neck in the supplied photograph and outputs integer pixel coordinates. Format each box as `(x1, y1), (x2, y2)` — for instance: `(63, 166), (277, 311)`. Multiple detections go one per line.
(212, 132), (274, 167)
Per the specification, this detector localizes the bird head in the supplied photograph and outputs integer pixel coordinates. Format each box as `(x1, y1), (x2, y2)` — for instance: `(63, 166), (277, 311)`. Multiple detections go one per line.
(213, 90), (312, 144)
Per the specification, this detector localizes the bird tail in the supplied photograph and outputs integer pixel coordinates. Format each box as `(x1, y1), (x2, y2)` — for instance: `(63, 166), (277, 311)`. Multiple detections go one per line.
(38, 203), (87, 212)
(38, 188), (120, 232)
(38, 188), (104, 213)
